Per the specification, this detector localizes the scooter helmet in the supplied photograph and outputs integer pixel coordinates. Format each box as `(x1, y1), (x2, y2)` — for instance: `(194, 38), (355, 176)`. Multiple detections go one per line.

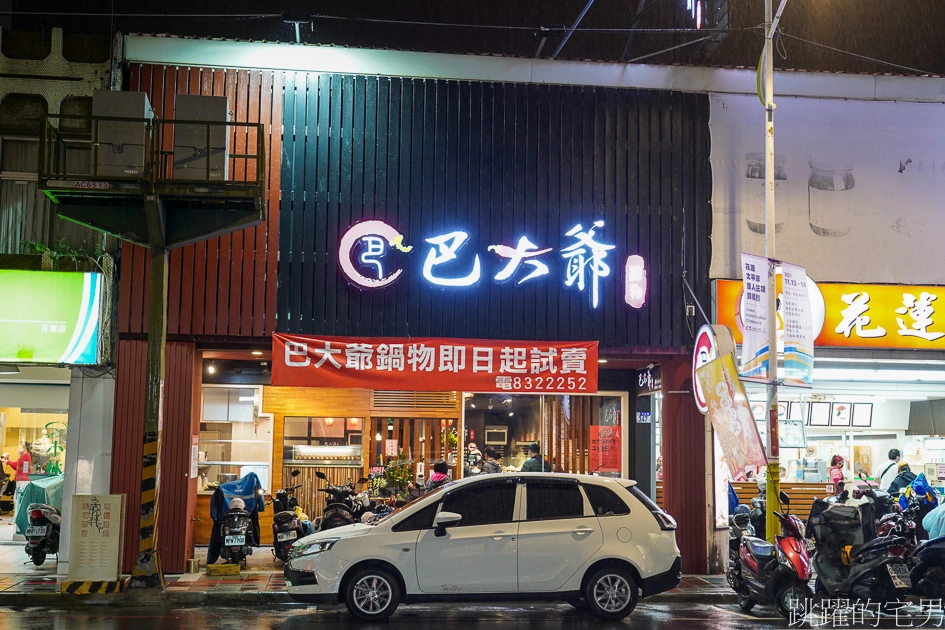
(733, 505), (751, 516)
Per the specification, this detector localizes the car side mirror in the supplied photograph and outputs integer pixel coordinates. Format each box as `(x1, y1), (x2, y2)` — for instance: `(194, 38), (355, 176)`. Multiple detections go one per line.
(291, 470), (301, 478)
(315, 471), (327, 481)
(433, 511), (462, 537)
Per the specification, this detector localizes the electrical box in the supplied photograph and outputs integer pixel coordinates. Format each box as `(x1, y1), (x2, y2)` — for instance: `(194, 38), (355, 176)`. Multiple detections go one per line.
(173, 94), (229, 181)
(91, 90), (153, 178)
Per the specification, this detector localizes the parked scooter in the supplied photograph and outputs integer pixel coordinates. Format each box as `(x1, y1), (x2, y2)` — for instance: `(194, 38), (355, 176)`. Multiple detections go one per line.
(728, 492), (813, 619)
(271, 470), (308, 563)
(727, 505), (754, 563)
(807, 498), (911, 609)
(314, 471), (369, 531)
(24, 503), (60, 566)
(219, 498), (255, 566)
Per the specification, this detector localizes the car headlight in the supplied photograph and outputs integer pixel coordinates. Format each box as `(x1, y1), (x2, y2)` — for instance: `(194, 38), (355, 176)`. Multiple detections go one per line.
(290, 538), (340, 559)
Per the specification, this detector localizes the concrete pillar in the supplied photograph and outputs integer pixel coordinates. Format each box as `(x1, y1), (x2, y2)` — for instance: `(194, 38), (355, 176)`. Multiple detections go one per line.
(57, 367), (116, 578)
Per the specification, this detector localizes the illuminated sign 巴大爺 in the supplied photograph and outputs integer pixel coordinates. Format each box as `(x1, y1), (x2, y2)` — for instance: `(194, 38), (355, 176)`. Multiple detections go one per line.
(337, 219), (648, 310)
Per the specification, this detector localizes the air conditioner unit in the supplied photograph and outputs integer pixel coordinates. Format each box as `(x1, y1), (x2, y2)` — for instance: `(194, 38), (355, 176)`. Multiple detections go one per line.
(173, 94), (229, 181)
(91, 90), (153, 178)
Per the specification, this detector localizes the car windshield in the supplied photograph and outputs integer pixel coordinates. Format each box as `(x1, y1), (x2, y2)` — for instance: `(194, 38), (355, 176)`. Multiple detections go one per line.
(370, 480), (459, 525)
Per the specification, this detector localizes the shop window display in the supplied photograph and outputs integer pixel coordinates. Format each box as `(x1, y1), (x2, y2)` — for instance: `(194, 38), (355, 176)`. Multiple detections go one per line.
(0, 408), (67, 476)
(198, 386), (271, 491)
(463, 393), (627, 478)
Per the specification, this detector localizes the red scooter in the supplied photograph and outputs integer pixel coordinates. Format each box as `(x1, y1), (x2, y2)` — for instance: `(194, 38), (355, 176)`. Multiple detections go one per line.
(728, 492), (813, 619)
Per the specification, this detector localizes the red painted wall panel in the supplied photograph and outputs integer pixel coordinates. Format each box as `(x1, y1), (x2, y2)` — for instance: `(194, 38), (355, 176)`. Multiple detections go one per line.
(110, 340), (200, 575)
(117, 64), (282, 339)
(661, 355), (709, 574)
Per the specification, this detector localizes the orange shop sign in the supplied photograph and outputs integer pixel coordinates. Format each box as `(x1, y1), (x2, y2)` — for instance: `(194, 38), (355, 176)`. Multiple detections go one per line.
(716, 279), (945, 350)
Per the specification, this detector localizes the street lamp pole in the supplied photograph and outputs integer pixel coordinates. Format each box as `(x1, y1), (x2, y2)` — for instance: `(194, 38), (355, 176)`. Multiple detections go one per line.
(763, 0), (789, 544)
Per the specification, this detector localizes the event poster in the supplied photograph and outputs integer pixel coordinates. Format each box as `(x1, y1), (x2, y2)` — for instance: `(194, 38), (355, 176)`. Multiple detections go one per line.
(781, 262), (814, 387)
(739, 253), (770, 383)
(697, 353), (768, 480)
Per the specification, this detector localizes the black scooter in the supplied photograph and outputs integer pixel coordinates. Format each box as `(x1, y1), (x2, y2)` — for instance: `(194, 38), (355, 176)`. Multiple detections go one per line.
(271, 470), (307, 563)
(808, 499), (911, 609)
(314, 471), (368, 531)
(25, 503), (60, 566)
(219, 503), (255, 566)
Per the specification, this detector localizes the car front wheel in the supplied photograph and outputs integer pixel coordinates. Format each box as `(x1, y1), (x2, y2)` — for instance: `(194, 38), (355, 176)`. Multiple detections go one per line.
(344, 568), (401, 622)
(583, 566), (639, 620)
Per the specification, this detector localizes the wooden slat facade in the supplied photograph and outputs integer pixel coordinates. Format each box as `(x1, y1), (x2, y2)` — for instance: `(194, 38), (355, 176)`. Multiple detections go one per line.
(110, 339), (200, 574)
(277, 74), (712, 346)
(117, 64), (283, 339)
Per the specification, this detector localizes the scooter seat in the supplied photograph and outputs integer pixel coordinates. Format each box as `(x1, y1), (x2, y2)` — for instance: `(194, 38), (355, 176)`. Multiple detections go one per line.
(745, 538), (776, 559)
(273, 511), (297, 525)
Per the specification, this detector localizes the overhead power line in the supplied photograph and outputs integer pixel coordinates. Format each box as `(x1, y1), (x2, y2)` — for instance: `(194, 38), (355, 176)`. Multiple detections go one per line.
(773, 30), (938, 76)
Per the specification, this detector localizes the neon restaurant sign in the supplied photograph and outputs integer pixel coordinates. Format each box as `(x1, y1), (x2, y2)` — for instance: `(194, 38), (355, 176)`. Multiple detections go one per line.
(338, 220), (649, 310)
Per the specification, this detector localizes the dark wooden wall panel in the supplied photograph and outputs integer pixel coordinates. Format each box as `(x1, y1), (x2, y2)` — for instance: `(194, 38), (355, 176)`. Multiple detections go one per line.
(110, 340), (199, 574)
(117, 64), (283, 339)
(278, 75), (711, 348)
(662, 355), (709, 574)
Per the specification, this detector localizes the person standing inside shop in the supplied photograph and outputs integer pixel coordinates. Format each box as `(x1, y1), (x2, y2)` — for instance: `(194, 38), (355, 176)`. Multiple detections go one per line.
(880, 449), (903, 491)
(2, 444), (32, 522)
(829, 455), (846, 484)
(480, 447), (502, 474)
(521, 443), (553, 472)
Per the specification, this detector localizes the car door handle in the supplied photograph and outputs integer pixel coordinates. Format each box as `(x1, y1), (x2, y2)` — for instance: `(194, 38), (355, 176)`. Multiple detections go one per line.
(491, 533), (514, 540)
(572, 527), (596, 536)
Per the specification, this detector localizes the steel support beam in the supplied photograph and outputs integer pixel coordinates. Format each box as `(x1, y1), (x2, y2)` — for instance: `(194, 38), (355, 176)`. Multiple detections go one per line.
(129, 194), (168, 589)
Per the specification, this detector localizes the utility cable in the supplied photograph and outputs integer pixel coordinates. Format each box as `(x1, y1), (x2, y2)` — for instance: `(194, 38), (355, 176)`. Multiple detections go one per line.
(763, 29), (938, 76)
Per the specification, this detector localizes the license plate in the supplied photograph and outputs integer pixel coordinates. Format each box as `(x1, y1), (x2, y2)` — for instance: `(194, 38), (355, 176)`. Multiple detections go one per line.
(276, 530), (298, 542)
(25, 526), (47, 537)
(224, 535), (245, 547)
(887, 563), (912, 589)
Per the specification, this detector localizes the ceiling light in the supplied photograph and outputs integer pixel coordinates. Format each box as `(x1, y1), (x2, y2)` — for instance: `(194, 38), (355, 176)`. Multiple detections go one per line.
(598, 359), (608, 364)
(503, 398), (512, 404)
(508, 412), (514, 417)
(251, 351), (264, 356)
(349, 417), (359, 426)
(488, 400), (494, 410)
(325, 417), (334, 426)
(0, 364), (20, 375)
(470, 403), (476, 408)
(207, 365), (216, 374)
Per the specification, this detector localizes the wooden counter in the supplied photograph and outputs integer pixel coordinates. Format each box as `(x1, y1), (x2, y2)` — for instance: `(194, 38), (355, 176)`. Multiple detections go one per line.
(655, 481), (837, 521)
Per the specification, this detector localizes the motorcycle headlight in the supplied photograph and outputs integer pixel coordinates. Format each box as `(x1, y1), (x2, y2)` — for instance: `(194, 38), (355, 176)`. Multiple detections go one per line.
(777, 546), (789, 565)
(290, 538), (339, 559)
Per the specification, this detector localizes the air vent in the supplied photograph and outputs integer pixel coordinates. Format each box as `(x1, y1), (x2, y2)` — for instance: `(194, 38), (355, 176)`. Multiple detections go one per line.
(371, 390), (459, 413)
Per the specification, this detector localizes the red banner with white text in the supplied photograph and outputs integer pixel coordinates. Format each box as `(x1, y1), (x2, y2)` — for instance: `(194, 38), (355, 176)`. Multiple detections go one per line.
(272, 334), (599, 394)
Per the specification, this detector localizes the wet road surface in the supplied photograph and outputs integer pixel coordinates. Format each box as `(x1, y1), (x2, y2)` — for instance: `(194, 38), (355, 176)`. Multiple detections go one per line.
(0, 601), (941, 629)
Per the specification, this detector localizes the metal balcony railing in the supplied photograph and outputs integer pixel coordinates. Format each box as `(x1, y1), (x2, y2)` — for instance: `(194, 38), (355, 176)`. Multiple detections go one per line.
(39, 114), (266, 198)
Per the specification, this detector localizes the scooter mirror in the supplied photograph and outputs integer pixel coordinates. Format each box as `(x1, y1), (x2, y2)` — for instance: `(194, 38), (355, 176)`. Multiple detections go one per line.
(291, 470), (301, 478)
(779, 491), (790, 506)
(356, 477), (369, 485)
(315, 471), (328, 480)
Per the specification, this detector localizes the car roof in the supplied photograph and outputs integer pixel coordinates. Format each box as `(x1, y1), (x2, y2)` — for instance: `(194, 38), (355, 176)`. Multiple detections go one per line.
(448, 473), (637, 487)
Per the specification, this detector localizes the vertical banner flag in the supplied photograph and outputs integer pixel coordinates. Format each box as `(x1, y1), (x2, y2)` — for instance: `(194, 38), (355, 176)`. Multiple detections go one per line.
(781, 262), (814, 387)
(697, 353), (768, 481)
(740, 253), (770, 383)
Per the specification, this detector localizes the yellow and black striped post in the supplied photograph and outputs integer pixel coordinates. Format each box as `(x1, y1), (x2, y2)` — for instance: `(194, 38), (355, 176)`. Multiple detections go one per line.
(61, 580), (124, 595)
(129, 199), (168, 590)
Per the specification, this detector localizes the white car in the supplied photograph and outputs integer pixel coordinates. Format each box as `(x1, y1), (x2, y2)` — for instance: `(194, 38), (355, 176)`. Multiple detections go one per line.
(284, 473), (682, 621)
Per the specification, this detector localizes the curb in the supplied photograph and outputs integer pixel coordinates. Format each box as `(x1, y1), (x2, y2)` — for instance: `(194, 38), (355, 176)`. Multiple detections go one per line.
(0, 589), (735, 609)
